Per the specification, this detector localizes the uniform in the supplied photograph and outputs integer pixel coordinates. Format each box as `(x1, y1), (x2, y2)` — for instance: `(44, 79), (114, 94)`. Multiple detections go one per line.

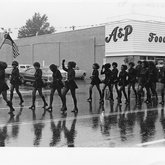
(29, 67), (47, 109)
(0, 69), (9, 94)
(61, 61), (78, 112)
(128, 67), (137, 100)
(159, 66), (165, 104)
(10, 67), (23, 104)
(147, 67), (158, 100)
(33, 68), (44, 89)
(63, 66), (78, 90)
(101, 69), (112, 85)
(51, 70), (64, 89)
(118, 70), (128, 104)
(90, 69), (101, 85)
(137, 67), (151, 104)
(10, 68), (21, 86)
(101, 68), (113, 101)
(0, 61), (15, 112)
(47, 69), (64, 111)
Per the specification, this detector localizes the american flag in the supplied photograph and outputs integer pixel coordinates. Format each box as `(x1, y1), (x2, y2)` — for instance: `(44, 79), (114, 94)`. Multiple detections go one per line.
(0, 33), (20, 58)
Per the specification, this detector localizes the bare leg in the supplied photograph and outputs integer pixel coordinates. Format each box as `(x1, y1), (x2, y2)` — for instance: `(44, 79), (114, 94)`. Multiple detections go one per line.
(38, 88), (48, 107)
(70, 89), (78, 112)
(29, 88), (37, 109)
(132, 83), (137, 99)
(49, 88), (56, 108)
(122, 86), (128, 103)
(101, 84), (107, 101)
(96, 84), (102, 100)
(61, 87), (69, 111)
(15, 85), (24, 104)
(160, 83), (165, 104)
(2, 91), (15, 111)
(128, 83), (131, 101)
(118, 86), (122, 103)
(10, 84), (15, 102)
(108, 85), (113, 101)
(87, 85), (94, 101)
(57, 88), (63, 104)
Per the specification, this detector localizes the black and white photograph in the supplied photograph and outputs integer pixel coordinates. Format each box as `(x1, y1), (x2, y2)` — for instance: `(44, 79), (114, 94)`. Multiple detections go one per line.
(1, 0), (165, 164)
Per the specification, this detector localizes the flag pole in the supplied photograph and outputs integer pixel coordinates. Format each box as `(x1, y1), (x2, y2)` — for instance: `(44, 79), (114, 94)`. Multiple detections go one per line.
(0, 37), (6, 49)
(0, 32), (8, 49)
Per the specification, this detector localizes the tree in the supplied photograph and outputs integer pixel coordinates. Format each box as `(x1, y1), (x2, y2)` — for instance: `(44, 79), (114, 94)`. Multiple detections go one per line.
(18, 13), (55, 38)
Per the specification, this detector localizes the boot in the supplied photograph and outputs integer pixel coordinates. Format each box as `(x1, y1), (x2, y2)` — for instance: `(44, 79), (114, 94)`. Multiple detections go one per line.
(47, 106), (53, 112)
(71, 107), (78, 113)
(29, 105), (35, 110)
(19, 99), (24, 105)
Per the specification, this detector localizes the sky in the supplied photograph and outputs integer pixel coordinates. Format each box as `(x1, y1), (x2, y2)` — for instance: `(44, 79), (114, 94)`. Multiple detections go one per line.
(1, 0), (165, 39)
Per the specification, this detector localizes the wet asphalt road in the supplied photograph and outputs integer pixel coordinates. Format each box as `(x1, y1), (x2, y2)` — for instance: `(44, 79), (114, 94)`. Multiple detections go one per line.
(1, 80), (165, 147)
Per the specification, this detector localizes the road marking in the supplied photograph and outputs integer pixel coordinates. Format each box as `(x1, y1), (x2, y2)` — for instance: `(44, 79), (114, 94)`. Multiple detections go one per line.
(136, 139), (165, 147)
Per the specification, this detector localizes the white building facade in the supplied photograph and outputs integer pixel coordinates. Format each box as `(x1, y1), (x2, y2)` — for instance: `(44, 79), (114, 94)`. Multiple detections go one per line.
(105, 20), (165, 68)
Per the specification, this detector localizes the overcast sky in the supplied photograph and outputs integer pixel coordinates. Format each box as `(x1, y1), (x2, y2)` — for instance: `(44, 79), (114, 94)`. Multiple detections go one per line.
(1, 0), (165, 39)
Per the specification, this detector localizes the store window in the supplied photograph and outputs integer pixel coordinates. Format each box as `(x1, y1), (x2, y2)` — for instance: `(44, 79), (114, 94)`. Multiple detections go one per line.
(140, 56), (146, 60)
(148, 56), (155, 60)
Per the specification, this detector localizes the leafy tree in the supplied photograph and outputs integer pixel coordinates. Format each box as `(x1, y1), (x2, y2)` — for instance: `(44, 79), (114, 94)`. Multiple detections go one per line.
(18, 13), (55, 38)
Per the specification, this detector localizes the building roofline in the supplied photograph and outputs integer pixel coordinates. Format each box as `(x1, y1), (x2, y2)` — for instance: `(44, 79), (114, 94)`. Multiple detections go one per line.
(105, 19), (165, 26)
(15, 25), (105, 42)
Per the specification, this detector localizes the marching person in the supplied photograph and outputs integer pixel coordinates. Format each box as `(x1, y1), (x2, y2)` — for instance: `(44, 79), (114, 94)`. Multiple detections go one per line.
(110, 62), (119, 101)
(127, 62), (137, 103)
(118, 64), (129, 104)
(135, 61), (142, 79)
(100, 63), (113, 102)
(0, 61), (15, 113)
(87, 63), (102, 103)
(147, 61), (158, 102)
(29, 62), (48, 110)
(135, 60), (144, 97)
(137, 61), (151, 105)
(47, 64), (64, 112)
(159, 62), (165, 105)
(10, 61), (24, 105)
(61, 59), (78, 113)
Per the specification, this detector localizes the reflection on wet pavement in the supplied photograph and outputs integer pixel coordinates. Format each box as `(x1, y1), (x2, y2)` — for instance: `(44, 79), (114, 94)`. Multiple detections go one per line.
(0, 82), (165, 147)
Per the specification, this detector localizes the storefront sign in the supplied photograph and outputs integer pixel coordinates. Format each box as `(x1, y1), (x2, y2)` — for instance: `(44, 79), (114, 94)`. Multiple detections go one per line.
(148, 32), (165, 43)
(105, 25), (133, 43)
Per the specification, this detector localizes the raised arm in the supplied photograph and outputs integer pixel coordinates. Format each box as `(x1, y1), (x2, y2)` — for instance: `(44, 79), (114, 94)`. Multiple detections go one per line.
(62, 59), (68, 72)
(100, 65), (105, 75)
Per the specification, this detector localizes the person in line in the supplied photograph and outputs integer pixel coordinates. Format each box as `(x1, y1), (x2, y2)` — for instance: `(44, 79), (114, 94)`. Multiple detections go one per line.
(135, 61), (142, 79)
(47, 64), (64, 112)
(135, 60), (144, 97)
(110, 62), (119, 101)
(61, 59), (78, 113)
(127, 62), (137, 103)
(100, 63), (113, 102)
(118, 64), (129, 104)
(147, 61), (158, 102)
(0, 61), (15, 113)
(29, 62), (48, 110)
(137, 61), (151, 105)
(10, 61), (24, 105)
(87, 63), (102, 102)
(159, 62), (165, 105)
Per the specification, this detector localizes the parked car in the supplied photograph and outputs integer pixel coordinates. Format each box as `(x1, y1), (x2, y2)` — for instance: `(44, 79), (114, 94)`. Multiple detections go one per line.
(59, 65), (86, 80)
(5, 64), (32, 78)
(19, 67), (67, 86)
